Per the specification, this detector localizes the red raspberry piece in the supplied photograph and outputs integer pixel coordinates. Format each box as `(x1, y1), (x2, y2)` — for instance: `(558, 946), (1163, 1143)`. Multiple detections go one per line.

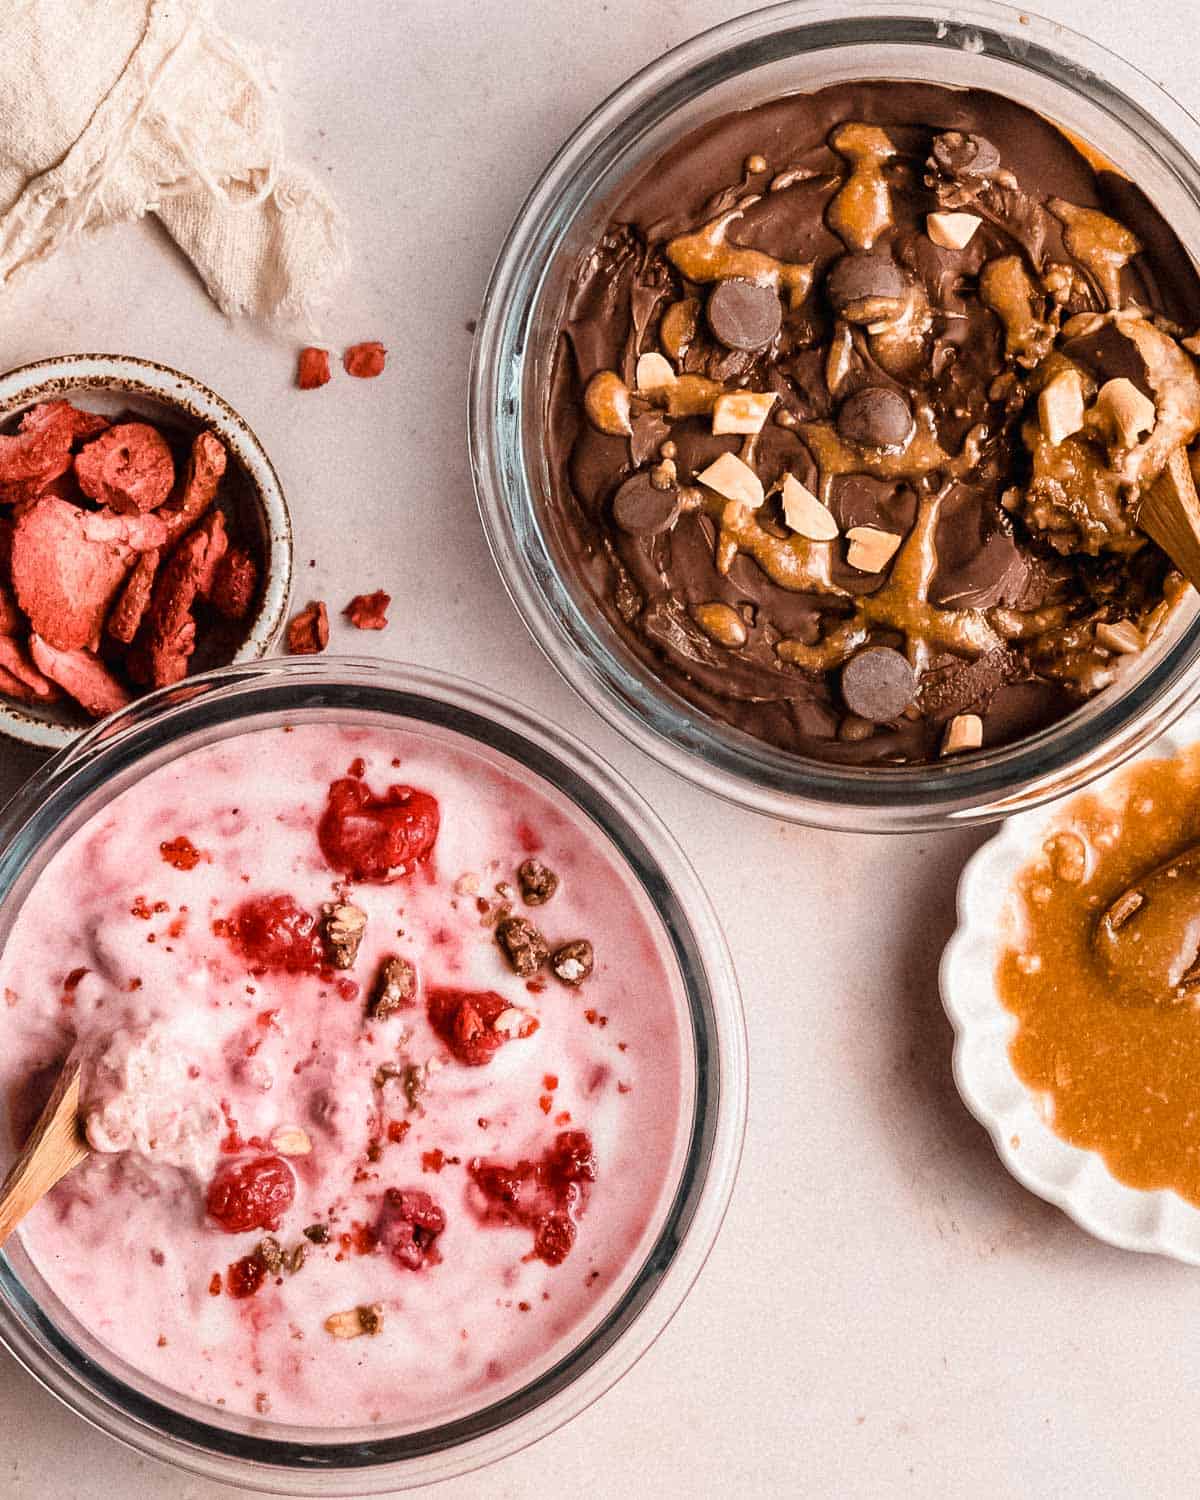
(426, 986), (535, 1067)
(227, 1252), (267, 1298)
(206, 1154), (295, 1233)
(317, 777), (439, 882)
(375, 1188), (446, 1270)
(468, 1130), (595, 1266)
(230, 893), (324, 974)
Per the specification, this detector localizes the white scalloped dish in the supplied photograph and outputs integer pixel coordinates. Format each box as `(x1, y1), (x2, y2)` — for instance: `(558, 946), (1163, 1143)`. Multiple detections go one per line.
(941, 709), (1200, 1264)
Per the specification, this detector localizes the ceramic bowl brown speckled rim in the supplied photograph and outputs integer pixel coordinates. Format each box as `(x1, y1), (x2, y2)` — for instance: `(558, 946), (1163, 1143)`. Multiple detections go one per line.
(0, 353), (293, 750)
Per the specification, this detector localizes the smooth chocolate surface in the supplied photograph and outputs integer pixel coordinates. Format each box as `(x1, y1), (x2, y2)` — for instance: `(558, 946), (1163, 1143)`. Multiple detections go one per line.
(546, 82), (1200, 764)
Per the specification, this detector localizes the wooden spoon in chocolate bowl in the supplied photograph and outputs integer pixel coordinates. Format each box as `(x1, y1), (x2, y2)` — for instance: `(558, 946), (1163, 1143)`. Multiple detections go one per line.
(1139, 448), (1200, 592)
(1095, 843), (1200, 1006)
(0, 1056), (88, 1250)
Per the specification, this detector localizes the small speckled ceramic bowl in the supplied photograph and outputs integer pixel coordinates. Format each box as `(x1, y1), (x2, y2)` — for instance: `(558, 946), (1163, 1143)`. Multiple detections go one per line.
(941, 709), (1200, 1264)
(0, 353), (293, 750)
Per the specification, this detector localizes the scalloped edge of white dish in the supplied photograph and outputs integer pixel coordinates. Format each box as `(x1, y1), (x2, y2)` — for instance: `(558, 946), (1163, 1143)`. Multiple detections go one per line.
(940, 708), (1200, 1265)
(0, 354), (293, 751)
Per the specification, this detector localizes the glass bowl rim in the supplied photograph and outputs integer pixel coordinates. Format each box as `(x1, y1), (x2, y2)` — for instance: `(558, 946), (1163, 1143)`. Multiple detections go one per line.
(0, 655), (747, 1494)
(468, 0), (1200, 832)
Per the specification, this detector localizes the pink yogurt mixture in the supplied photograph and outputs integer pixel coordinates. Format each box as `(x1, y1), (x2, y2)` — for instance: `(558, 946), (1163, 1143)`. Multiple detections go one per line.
(0, 722), (692, 1428)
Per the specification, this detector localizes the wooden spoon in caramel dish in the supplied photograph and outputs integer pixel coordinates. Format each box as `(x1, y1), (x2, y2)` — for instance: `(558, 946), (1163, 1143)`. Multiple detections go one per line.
(1139, 449), (1200, 593)
(0, 1056), (88, 1251)
(1095, 843), (1200, 1006)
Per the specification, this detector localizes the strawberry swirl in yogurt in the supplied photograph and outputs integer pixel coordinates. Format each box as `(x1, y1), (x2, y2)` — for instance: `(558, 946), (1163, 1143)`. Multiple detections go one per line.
(0, 722), (693, 1427)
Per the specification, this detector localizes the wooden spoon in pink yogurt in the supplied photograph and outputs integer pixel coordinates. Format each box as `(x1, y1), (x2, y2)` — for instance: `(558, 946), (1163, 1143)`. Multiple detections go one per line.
(0, 1056), (88, 1250)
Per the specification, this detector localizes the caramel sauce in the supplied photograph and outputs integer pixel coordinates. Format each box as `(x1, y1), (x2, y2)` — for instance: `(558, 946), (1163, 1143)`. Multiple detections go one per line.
(826, 123), (895, 251)
(665, 206), (814, 305)
(998, 746), (1200, 1204)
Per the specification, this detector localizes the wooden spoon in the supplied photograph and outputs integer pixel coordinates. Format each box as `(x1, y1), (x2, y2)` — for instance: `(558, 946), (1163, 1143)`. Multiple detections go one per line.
(1138, 447), (1200, 591)
(0, 1057), (88, 1251)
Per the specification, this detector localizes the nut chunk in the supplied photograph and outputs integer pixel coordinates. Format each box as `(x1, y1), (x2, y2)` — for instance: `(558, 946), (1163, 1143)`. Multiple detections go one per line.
(325, 1304), (385, 1339)
(370, 955), (417, 1019)
(517, 858), (559, 906)
(321, 901), (367, 969)
(495, 915), (549, 977)
(551, 940), (594, 987)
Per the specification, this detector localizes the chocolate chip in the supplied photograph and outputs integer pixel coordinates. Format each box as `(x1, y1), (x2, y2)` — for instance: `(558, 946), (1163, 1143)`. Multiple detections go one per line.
(840, 647), (916, 722)
(836, 387), (915, 450)
(517, 858), (559, 906)
(706, 278), (782, 350)
(612, 472), (681, 535)
(551, 940), (594, 987)
(825, 253), (908, 319)
(496, 915), (549, 977)
(931, 131), (1000, 181)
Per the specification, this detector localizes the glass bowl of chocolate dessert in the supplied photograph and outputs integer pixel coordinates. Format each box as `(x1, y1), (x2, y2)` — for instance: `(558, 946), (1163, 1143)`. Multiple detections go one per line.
(470, 0), (1200, 830)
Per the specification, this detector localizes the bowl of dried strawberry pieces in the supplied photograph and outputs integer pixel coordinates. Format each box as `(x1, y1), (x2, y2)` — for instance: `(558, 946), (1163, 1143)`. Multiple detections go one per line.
(0, 353), (292, 748)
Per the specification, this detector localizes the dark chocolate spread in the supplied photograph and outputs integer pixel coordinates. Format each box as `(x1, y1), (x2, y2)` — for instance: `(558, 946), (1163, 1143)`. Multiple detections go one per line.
(547, 83), (1200, 764)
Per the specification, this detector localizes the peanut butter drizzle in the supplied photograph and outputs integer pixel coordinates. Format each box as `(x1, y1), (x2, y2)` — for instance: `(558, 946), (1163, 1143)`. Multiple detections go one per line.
(665, 205), (815, 307)
(776, 489), (1002, 672)
(798, 406), (986, 502)
(825, 123), (895, 251)
(862, 288), (933, 377)
(1049, 199), (1142, 310)
(1089, 312), (1200, 485)
(998, 747), (1200, 1206)
(979, 256), (1055, 366)
(712, 498), (846, 596)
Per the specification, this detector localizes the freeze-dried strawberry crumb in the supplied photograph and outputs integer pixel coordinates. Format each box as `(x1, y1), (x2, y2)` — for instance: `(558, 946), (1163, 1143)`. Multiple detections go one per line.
(343, 342), (387, 379)
(286, 600), (329, 655)
(297, 347), (332, 390)
(206, 1155), (295, 1234)
(208, 1272), (223, 1296)
(345, 591), (390, 630)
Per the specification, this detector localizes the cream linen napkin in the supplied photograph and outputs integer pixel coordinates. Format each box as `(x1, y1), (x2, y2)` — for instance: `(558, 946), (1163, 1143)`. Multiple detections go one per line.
(0, 0), (348, 321)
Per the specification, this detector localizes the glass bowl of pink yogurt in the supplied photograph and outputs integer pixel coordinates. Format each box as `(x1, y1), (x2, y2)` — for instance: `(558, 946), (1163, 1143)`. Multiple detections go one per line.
(0, 657), (745, 1493)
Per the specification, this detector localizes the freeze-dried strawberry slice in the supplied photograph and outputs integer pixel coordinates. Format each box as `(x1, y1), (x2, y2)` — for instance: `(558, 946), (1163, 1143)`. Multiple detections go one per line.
(28, 636), (130, 718)
(10, 495), (133, 651)
(74, 422), (175, 513)
(297, 347), (331, 389)
(0, 580), (20, 636)
(0, 635), (58, 701)
(127, 510), (228, 687)
(107, 550), (160, 644)
(158, 430), (227, 544)
(81, 508), (168, 552)
(0, 403), (76, 503)
(209, 547), (258, 621)
(317, 777), (440, 881)
(345, 591), (390, 630)
(343, 342), (387, 378)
